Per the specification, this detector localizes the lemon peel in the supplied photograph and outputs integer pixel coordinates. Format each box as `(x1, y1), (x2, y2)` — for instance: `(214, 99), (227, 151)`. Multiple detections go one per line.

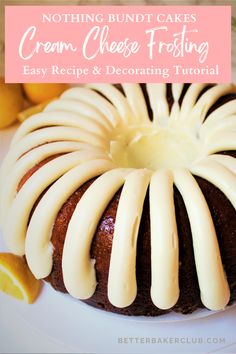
(0, 253), (41, 303)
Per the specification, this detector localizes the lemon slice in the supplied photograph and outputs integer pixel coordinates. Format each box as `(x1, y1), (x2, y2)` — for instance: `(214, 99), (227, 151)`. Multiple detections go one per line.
(17, 98), (55, 122)
(0, 253), (41, 303)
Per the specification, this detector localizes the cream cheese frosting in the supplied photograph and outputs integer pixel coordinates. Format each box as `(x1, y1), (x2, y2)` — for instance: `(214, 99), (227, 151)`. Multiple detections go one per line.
(108, 168), (151, 307)
(0, 83), (236, 311)
(150, 169), (179, 310)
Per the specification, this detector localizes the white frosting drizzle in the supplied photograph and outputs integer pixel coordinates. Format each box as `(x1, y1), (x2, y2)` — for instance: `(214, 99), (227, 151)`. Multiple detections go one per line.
(26, 159), (115, 279)
(205, 131), (236, 155)
(87, 84), (134, 124)
(190, 84), (236, 126)
(173, 168), (230, 310)
(150, 170), (179, 309)
(11, 111), (108, 145)
(202, 99), (236, 126)
(146, 84), (169, 125)
(170, 83), (184, 118)
(108, 169), (151, 307)
(0, 127), (107, 188)
(45, 98), (113, 131)
(180, 84), (208, 119)
(61, 87), (120, 127)
(122, 84), (150, 123)
(3, 151), (105, 255)
(207, 155), (236, 174)
(0, 141), (95, 224)
(200, 115), (236, 140)
(62, 168), (133, 299)
(0, 83), (236, 312)
(172, 84), (184, 102)
(190, 159), (236, 209)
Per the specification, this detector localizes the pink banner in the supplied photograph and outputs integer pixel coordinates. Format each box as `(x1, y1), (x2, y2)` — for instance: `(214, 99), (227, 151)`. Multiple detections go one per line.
(5, 6), (231, 83)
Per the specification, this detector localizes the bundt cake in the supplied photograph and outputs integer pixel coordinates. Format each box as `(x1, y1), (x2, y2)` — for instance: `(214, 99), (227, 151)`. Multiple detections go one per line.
(0, 83), (236, 316)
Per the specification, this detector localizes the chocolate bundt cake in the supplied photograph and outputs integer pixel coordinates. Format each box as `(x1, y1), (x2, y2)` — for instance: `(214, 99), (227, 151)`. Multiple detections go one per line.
(0, 83), (236, 316)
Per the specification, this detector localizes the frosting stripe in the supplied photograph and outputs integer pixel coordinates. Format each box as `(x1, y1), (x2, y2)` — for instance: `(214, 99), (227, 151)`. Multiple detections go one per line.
(146, 84), (169, 124)
(108, 169), (151, 308)
(190, 159), (236, 209)
(61, 87), (120, 127)
(180, 84), (208, 119)
(172, 84), (184, 102)
(205, 131), (236, 154)
(207, 155), (236, 174)
(0, 142), (95, 225)
(170, 84), (184, 118)
(200, 116), (236, 140)
(3, 151), (104, 255)
(0, 126), (107, 194)
(203, 99), (236, 124)
(173, 167), (230, 310)
(11, 111), (108, 145)
(150, 169), (179, 309)
(190, 84), (236, 126)
(62, 168), (133, 299)
(25, 159), (115, 279)
(45, 98), (113, 131)
(87, 84), (134, 124)
(122, 84), (150, 123)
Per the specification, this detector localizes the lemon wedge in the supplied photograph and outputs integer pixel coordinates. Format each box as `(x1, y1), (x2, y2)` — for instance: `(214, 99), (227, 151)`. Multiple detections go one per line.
(17, 99), (55, 122)
(0, 253), (41, 303)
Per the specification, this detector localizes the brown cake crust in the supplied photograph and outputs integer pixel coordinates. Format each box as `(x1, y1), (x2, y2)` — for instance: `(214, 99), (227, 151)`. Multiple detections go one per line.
(46, 172), (236, 316)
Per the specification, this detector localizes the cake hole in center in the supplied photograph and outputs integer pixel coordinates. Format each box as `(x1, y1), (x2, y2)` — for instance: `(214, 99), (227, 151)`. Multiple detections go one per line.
(110, 125), (200, 170)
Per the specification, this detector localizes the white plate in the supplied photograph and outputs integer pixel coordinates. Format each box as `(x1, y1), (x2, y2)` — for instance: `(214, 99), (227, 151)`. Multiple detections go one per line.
(7, 279), (233, 325)
(0, 231), (228, 325)
(11, 281), (236, 323)
(0, 273), (236, 354)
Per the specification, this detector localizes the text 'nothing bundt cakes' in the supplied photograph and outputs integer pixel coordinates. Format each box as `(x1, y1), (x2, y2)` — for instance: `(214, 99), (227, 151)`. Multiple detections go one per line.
(0, 83), (236, 316)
